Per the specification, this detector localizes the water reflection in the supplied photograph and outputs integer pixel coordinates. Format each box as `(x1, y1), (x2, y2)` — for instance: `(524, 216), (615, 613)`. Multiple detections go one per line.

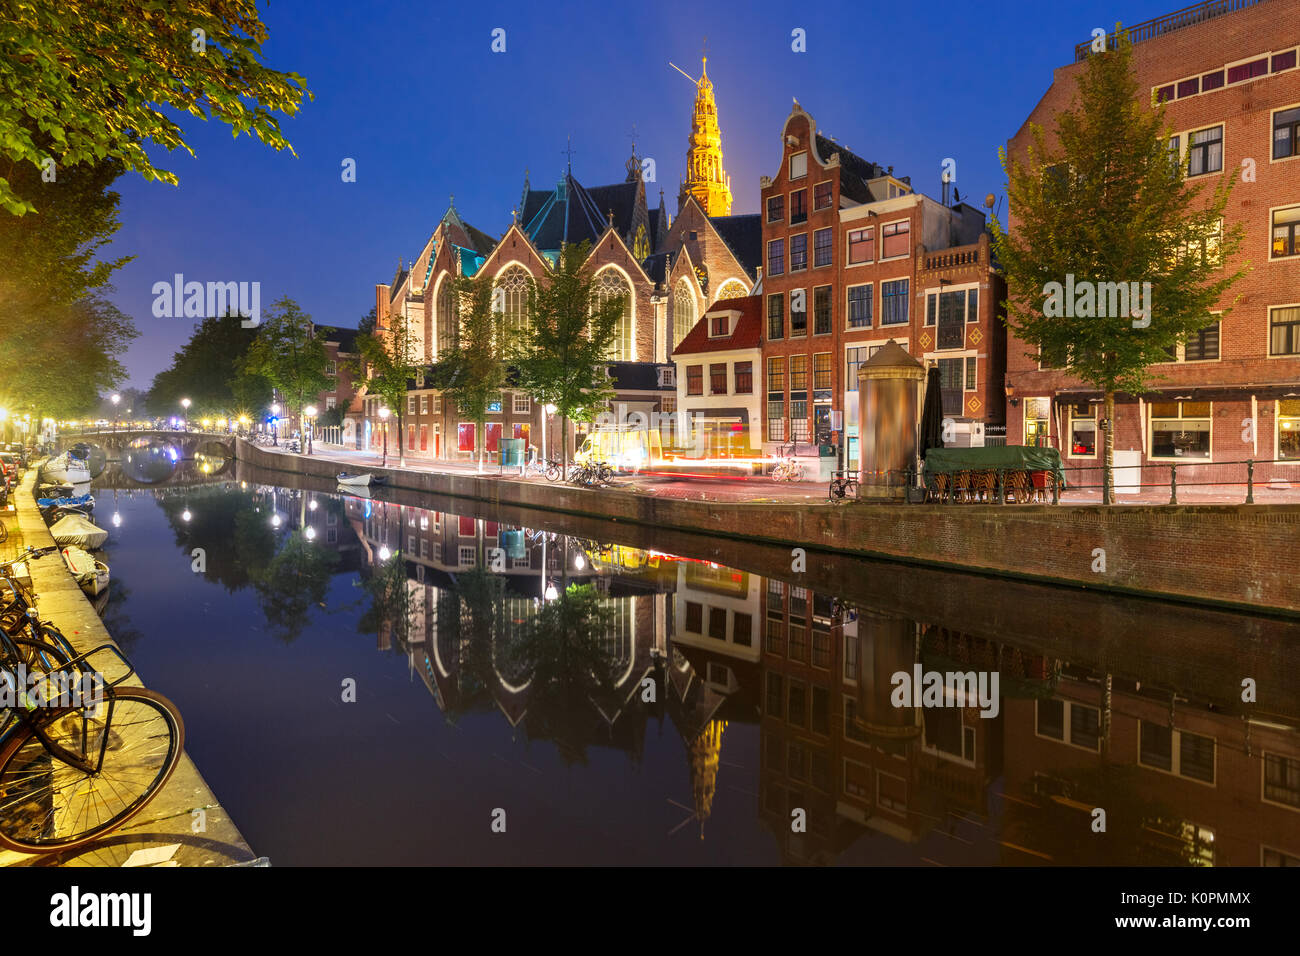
(87, 472), (1300, 866)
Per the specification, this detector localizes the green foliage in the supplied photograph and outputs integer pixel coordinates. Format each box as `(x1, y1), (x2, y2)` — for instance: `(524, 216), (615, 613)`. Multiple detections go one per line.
(510, 241), (622, 468)
(992, 28), (1246, 397)
(147, 312), (269, 417)
(355, 311), (422, 460)
(254, 530), (337, 642)
(431, 272), (507, 465)
(240, 297), (334, 431)
(357, 306), (377, 337)
(0, 0), (311, 215)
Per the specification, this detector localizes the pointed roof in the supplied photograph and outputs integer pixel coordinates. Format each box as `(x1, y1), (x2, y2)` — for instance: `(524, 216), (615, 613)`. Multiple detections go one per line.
(671, 294), (762, 357)
(706, 213), (762, 280)
(439, 200), (498, 256)
(520, 171), (612, 251)
(586, 181), (640, 237)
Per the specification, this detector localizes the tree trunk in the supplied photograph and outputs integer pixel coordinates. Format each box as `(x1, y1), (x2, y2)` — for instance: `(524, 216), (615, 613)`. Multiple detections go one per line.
(561, 413), (569, 481)
(477, 417), (485, 474)
(398, 408), (406, 468)
(1103, 389), (1115, 506)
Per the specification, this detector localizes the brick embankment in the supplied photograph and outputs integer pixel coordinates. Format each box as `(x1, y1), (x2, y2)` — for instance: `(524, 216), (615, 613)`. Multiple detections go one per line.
(236, 439), (1300, 617)
(0, 468), (258, 868)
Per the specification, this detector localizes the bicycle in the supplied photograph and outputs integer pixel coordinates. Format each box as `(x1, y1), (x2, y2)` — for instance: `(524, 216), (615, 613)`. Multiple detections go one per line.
(0, 552), (184, 854)
(770, 457), (805, 482)
(828, 470), (860, 501)
(525, 454), (562, 482)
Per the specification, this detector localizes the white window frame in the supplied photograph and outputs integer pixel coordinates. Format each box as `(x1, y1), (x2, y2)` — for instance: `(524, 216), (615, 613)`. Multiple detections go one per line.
(1276, 398), (1300, 466)
(846, 226), (875, 267)
(878, 218), (912, 262)
(789, 151), (808, 181)
(1147, 400), (1214, 463)
(1269, 202), (1300, 260)
(512, 393), (531, 414)
(1270, 101), (1300, 166)
(1065, 400), (1099, 460)
(846, 282), (873, 330)
(1180, 123), (1226, 178)
(1136, 720), (1217, 787)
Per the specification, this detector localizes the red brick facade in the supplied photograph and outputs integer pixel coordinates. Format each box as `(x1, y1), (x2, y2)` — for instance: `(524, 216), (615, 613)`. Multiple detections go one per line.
(1005, 0), (1300, 489)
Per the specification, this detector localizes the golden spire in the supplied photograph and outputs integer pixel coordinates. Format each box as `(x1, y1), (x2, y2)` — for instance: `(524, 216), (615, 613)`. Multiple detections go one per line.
(679, 53), (732, 216)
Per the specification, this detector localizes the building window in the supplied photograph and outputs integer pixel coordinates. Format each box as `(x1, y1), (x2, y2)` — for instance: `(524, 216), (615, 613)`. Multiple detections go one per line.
(841, 286), (872, 331)
(1069, 402), (1097, 456)
(813, 286), (832, 335)
(767, 356), (785, 392)
(685, 601), (702, 633)
(1271, 306), (1300, 356)
(845, 346), (868, 392)
(710, 363), (727, 395)
(735, 361), (753, 394)
(882, 220), (910, 258)
(848, 227), (874, 264)
(767, 194), (784, 222)
(1278, 399), (1300, 460)
(1149, 401), (1211, 460)
(686, 365), (703, 396)
(813, 227), (833, 267)
(1276, 50), (1298, 72)
(708, 607), (727, 641)
(791, 289), (807, 336)
(933, 289), (967, 349)
(790, 189), (807, 225)
(408, 395), (416, 414)
(1187, 125), (1223, 176)
(844, 699), (866, 743)
(436, 281), (457, 352)
(661, 394), (676, 414)
(513, 393), (531, 413)
(789, 151), (807, 180)
(789, 354), (808, 390)
(594, 269), (635, 362)
(496, 265), (532, 340)
(1273, 205), (1300, 258)
(789, 397), (809, 440)
(766, 674), (784, 717)
(1183, 320), (1221, 361)
(967, 288), (979, 323)
(710, 314), (729, 337)
(1275, 106), (1300, 160)
(1177, 76), (1199, 98)
(767, 357), (785, 442)
(768, 293), (784, 340)
(814, 181), (832, 210)
(457, 422), (475, 452)
(790, 233), (807, 271)
(937, 358), (964, 416)
(881, 279), (909, 326)
(768, 238), (785, 276)
(811, 686), (830, 734)
(813, 352), (832, 391)
(1227, 57), (1268, 84)
(1264, 752), (1300, 808)
(326, 396), (335, 410)
(419, 394), (428, 414)
(788, 682), (806, 727)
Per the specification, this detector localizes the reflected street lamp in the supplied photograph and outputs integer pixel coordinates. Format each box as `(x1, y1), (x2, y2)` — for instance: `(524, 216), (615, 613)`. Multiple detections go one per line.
(111, 393), (120, 432)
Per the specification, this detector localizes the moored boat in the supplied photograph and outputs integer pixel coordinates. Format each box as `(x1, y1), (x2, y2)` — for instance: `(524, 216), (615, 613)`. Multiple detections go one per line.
(62, 546), (110, 597)
(337, 472), (381, 486)
(42, 453), (91, 484)
(49, 514), (109, 549)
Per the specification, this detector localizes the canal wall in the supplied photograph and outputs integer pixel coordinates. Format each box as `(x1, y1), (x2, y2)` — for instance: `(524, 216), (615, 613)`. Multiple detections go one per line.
(235, 440), (1300, 617)
(0, 469), (258, 867)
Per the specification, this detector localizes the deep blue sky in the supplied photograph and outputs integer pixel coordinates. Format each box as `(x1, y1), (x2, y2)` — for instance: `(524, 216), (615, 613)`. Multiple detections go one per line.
(109, 0), (1180, 389)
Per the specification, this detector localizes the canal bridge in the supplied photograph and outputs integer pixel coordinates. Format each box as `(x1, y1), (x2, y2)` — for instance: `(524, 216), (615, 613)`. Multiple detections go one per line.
(55, 429), (236, 461)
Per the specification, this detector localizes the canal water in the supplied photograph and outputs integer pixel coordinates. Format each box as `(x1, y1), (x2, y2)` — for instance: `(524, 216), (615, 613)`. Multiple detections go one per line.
(81, 455), (1300, 866)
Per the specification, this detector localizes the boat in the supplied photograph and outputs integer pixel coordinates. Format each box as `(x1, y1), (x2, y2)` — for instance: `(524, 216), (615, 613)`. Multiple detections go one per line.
(337, 472), (386, 487)
(37, 493), (94, 510)
(43, 453), (91, 484)
(62, 546), (110, 597)
(49, 514), (109, 549)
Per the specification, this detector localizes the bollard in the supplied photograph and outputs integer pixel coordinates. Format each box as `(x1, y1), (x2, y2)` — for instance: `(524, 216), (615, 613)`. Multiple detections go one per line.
(1246, 459), (1255, 504)
(1169, 464), (1178, 505)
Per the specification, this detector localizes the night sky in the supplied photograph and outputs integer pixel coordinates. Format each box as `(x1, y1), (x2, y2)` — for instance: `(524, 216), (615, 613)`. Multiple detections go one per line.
(107, 0), (1179, 388)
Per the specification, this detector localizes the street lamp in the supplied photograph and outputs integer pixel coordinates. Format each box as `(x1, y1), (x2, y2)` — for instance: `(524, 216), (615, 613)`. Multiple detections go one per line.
(270, 402), (281, 446)
(304, 405), (318, 456)
(378, 406), (390, 467)
(111, 393), (120, 432)
(180, 398), (191, 431)
(543, 402), (557, 468)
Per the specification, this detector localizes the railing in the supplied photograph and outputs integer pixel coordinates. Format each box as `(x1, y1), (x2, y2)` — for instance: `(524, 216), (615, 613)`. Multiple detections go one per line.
(922, 247), (980, 270)
(1074, 0), (1263, 61)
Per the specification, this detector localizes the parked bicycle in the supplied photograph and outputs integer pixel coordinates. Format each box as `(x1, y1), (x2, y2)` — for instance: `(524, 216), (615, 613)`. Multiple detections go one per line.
(568, 460), (614, 486)
(0, 548), (184, 854)
(828, 470), (859, 501)
(770, 457), (805, 482)
(525, 454), (563, 482)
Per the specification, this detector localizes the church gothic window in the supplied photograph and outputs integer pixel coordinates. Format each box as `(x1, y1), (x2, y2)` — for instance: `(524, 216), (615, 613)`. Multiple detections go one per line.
(594, 269), (635, 362)
(674, 278), (697, 351)
(436, 279), (457, 356)
(496, 265), (532, 341)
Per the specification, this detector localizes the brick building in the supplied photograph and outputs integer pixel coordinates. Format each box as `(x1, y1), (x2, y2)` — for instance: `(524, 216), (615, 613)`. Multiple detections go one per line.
(1005, 0), (1300, 489)
(760, 102), (1007, 474)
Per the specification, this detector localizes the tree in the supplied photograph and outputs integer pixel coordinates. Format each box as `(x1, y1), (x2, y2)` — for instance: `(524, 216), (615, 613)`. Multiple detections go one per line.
(147, 312), (269, 419)
(511, 241), (622, 478)
(357, 306), (377, 337)
(0, 0), (310, 215)
(355, 313), (422, 468)
(431, 272), (507, 472)
(241, 297), (334, 453)
(992, 27), (1245, 503)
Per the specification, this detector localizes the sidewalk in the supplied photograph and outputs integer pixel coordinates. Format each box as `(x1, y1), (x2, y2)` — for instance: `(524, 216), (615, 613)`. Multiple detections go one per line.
(1, 468), (259, 867)
(270, 443), (1299, 506)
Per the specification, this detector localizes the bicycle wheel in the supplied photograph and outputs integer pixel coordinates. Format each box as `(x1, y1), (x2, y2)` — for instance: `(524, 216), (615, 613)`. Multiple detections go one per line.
(0, 687), (184, 853)
(1, 637), (73, 739)
(544, 463), (560, 482)
(0, 519), (7, 544)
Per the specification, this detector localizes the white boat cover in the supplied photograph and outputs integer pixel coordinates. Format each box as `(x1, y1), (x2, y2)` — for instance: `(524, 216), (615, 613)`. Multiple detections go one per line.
(337, 473), (372, 486)
(49, 514), (109, 549)
(44, 454), (91, 483)
(62, 546), (109, 595)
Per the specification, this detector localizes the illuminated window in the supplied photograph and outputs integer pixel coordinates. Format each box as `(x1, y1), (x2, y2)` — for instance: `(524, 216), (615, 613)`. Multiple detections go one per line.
(813, 352), (831, 390)
(496, 265), (532, 339)
(1187, 125), (1223, 176)
(710, 363), (727, 395)
(1069, 402), (1096, 457)
(673, 280), (697, 350)
(1277, 399), (1300, 460)
(1149, 401), (1211, 460)
(735, 361), (753, 394)
(594, 269), (634, 362)
(1275, 107), (1300, 160)
(1271, 306), (1300, 356)
(1273, 205), (1300, 258)
(1024, 397), (1050, 446)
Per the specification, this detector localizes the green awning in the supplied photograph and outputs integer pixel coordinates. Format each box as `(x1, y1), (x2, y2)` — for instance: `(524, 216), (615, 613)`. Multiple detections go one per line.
(923, 445), (1065, 484)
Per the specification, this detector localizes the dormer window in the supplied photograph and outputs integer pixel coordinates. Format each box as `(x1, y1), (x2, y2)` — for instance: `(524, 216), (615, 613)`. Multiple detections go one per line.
(709, 314), (730, 337)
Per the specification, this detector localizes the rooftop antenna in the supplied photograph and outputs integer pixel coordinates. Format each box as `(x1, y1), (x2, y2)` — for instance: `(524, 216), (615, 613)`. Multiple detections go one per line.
(561, 136), (576, 175)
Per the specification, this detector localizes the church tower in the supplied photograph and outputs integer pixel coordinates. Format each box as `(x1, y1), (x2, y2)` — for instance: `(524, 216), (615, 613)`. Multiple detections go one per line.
(678, 57), (732, 216)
